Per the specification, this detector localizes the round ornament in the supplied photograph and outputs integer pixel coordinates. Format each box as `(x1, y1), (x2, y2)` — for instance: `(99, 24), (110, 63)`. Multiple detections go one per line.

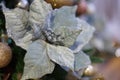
(91, 74), (104, 80)
(45, 0), (76, 9)
(0, 42), (12, 68)
(45, 0), (87, 16)
(76, 0), (87, 16)
(83, 65), (96, 76)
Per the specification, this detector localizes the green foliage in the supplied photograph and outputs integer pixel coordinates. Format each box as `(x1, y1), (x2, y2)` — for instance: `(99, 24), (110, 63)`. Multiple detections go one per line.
(90, 56), (104, 63)
(0, 19), (2, 25)
(12, 73), (18, 80)
(83, 48), (104, 63)
(83, 48), (95, 56)
(0, 71), (3, 80)
(9, 39), (26, 80)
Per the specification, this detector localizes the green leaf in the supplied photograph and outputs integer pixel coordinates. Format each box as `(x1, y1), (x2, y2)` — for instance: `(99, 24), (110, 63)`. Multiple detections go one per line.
(21, 40), (55, 80)
(90, 56), (104, 63)
(83, 48), (96, 56)
(11, 73), (18, 80)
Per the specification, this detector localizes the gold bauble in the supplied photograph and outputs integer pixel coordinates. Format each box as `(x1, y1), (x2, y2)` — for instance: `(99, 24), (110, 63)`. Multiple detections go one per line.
(0, 43), (12, 68)
(45, 0), (87, 16)
(83, 65), (96, 76)
(0, 33), (8, 43)
(45, 0), (75, 9)
(91, 74), (104, 80)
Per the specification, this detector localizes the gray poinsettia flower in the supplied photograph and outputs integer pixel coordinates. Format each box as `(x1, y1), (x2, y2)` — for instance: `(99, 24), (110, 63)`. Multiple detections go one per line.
(3, 0), (95, 79)
(21, 6), (95, 80)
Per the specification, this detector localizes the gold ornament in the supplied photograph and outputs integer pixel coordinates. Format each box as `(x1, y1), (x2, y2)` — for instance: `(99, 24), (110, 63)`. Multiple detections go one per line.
(45, 0), (74, 9)
(91, 74), (104, 80)
(45, 0), (87, 16)
(53, 0), (57, 7)
(83, 65), (96, 76)
(0, 33), (8, 43)
(0, 43), (12, 68)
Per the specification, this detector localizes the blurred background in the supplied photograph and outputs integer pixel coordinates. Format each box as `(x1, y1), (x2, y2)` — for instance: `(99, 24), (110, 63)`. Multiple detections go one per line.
(79, 0), (120, 80)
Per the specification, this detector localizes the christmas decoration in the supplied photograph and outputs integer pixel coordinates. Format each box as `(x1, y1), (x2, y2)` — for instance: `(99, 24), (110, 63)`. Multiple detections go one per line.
(0, 1), (25, 80)
(0, 32), (8, 43)
(83, 65), (96, 76)
(16, 0), (29, 9)
(91, 74), (104, 80)
(0, 42), (12, 68)
(76, 0), (87, 16)
(45, 0), (87, 16)
(45, 0), (75, 9)
(0, 0), (96, 80)
(4, 0), (52, 50)
(21, 4), (94, 79)
(0, 5), (12, 68)
(115, 48), (120, 57)
(0, 38), (26, 80)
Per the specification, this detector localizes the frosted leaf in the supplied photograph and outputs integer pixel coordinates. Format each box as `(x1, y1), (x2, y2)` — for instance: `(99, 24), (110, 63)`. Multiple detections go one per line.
(44, 6), (82, 47)
(29, 0), (52, 26)
(21, 40), (55, 80)
(70, 19), (95, 53)
(4, 8), (29, 39)
(47, 41), (74, 70)
(74, 51), (91, 71)
(21, 40), (74, 79)
(3, 8), (33, 49)
(28, 0), (52, 40)
(54, 26), (82, 47)
(44, 6), (95, 51)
